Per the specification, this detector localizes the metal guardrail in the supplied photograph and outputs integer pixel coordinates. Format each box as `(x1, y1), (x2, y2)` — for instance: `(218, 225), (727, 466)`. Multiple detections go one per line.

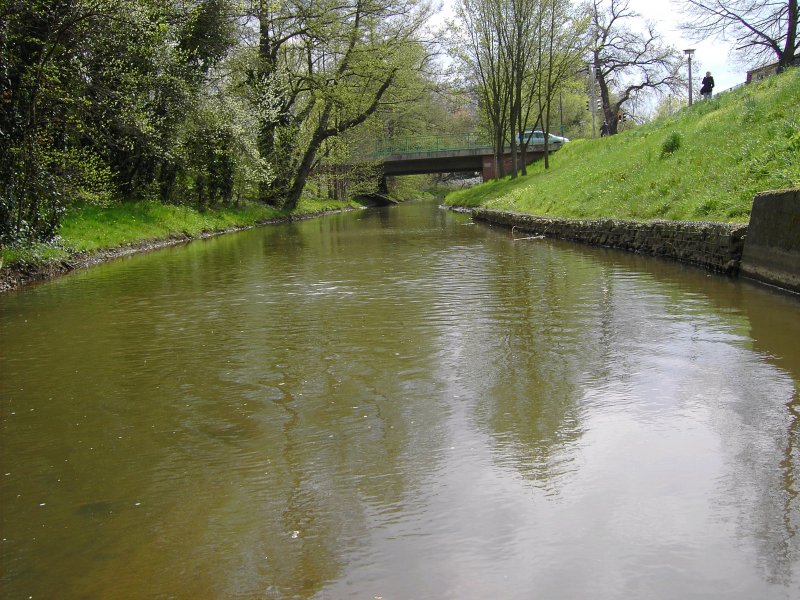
(370, 133), (492, 156)
(715, 82), (746, 96)
(361, 132), (563, 159)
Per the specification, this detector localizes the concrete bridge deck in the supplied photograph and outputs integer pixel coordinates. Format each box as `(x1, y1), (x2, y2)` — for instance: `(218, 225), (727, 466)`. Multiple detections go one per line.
(380, 146), (555, 180)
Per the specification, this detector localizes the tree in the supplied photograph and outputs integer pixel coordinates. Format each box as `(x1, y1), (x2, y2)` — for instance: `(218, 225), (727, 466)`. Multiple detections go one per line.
(654, 94), (687, 118)
(0, 0), (433, 240)
(371, 73), (478, 140)
(94, 0), (238, 202)
(678, 0), (798, 68)
(497, 0), (540, 177)
(591, 0), (684, 135)
(0, 0), (119, 242)
(323, 61), (473, 199)
(528, 0), (588, 169)
(456, 0), (562, 177)
(453, 0), (589, 175)
(453, 0), (512, 176)
(247, 0), (431, 210)
(0, 0), (240, 242)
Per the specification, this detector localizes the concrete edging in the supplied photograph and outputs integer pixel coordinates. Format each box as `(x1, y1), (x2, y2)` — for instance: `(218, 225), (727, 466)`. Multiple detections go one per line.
(740, 189), (800, 293)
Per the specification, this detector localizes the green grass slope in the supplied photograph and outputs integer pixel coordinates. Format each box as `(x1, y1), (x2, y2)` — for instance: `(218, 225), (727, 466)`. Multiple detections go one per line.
(445, 68), (800, 223)
(1, 197), (360, 271)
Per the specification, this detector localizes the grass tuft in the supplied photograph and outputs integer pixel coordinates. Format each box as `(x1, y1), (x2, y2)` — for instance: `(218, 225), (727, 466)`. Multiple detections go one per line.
(660, 132), (682, 158)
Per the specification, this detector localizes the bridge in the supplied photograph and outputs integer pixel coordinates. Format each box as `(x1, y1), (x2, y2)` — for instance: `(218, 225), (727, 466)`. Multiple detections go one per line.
(367, 133), (560, 181)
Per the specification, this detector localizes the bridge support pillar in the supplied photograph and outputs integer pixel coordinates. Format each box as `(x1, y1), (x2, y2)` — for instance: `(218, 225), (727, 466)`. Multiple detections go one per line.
(481, 156), (494, 181)
(482, 155), (516, 180)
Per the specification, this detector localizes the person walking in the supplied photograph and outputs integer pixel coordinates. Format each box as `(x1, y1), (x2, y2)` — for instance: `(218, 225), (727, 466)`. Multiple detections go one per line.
(700, 71), (715, 100)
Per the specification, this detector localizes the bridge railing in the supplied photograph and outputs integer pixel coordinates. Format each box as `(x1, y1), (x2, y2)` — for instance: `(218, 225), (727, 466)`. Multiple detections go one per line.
(370, 133), (492, 156)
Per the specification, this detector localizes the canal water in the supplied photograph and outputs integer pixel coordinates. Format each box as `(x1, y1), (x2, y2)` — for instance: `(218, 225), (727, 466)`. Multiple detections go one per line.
(1, 200), (799, 599)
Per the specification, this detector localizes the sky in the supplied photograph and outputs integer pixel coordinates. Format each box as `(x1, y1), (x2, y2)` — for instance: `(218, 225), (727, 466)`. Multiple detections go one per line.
(431, 0), (747, 92)
(625, 0), (742, 91)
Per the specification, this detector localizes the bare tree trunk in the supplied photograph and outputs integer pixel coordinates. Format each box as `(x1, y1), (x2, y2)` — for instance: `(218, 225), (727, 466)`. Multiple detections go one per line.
(782, 0), (798, 68)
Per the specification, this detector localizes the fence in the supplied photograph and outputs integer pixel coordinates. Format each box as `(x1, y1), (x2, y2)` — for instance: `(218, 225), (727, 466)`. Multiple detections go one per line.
(369, 133), (492, 156)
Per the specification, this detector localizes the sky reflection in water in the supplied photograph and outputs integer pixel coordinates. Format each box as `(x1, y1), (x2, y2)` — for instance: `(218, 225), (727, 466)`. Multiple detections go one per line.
(1, 201), (799, 599)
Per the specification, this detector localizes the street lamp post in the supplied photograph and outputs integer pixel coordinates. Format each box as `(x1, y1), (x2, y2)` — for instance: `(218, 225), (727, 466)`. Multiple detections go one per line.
(684, 49), (696, 106)
(589, 62), (597, 138)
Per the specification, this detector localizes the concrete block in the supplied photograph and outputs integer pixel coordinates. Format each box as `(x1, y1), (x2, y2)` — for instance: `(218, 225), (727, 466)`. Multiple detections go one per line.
(740, 189), (800, 293)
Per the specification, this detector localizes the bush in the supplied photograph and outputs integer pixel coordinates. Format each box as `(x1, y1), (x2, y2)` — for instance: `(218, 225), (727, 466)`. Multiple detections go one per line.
(183, 120), (237, 209)
(660, 132), (682, 158)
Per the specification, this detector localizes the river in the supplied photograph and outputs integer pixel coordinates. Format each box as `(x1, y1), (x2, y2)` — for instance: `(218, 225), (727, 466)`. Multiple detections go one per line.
(1, 200), (799, 598)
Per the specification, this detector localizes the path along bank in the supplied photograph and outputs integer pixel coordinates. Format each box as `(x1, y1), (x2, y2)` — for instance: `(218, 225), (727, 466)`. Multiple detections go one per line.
(458, 188), (800, 295)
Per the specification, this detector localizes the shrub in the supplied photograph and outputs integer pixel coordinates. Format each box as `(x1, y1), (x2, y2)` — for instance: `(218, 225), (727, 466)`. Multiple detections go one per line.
(660, 132), (682, 158)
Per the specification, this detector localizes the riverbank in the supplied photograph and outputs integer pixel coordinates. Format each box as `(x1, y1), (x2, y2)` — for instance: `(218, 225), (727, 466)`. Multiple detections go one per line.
(0, 198), (364, 293)
(455, 187), (800, 295)
(441, 70), (799, 293)
(444, 69), (799, 223)
(470, 208), (748, 274)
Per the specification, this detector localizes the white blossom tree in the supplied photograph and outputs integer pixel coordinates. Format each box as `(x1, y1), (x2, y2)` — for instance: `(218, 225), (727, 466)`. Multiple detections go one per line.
(247, 0), (432, 209)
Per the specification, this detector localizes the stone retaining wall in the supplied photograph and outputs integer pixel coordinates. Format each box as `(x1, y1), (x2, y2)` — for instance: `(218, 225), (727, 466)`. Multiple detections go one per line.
(472, 208), (749, 274)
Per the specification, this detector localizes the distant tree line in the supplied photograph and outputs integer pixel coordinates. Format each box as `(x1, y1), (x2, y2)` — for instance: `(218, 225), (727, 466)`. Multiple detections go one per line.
(450, 0), (687, 171)
(450, 0), (797, 172)
(2, 0), (795, 244)
(0, 0), (435, 244)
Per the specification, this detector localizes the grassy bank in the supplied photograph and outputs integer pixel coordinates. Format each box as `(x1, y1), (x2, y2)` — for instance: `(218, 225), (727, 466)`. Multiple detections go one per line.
(445, 69), (800, 223)
(1, 197), (361, 272)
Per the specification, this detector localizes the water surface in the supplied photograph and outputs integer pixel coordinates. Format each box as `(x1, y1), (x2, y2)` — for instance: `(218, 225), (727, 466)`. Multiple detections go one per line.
(1, 200), (799, 598)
